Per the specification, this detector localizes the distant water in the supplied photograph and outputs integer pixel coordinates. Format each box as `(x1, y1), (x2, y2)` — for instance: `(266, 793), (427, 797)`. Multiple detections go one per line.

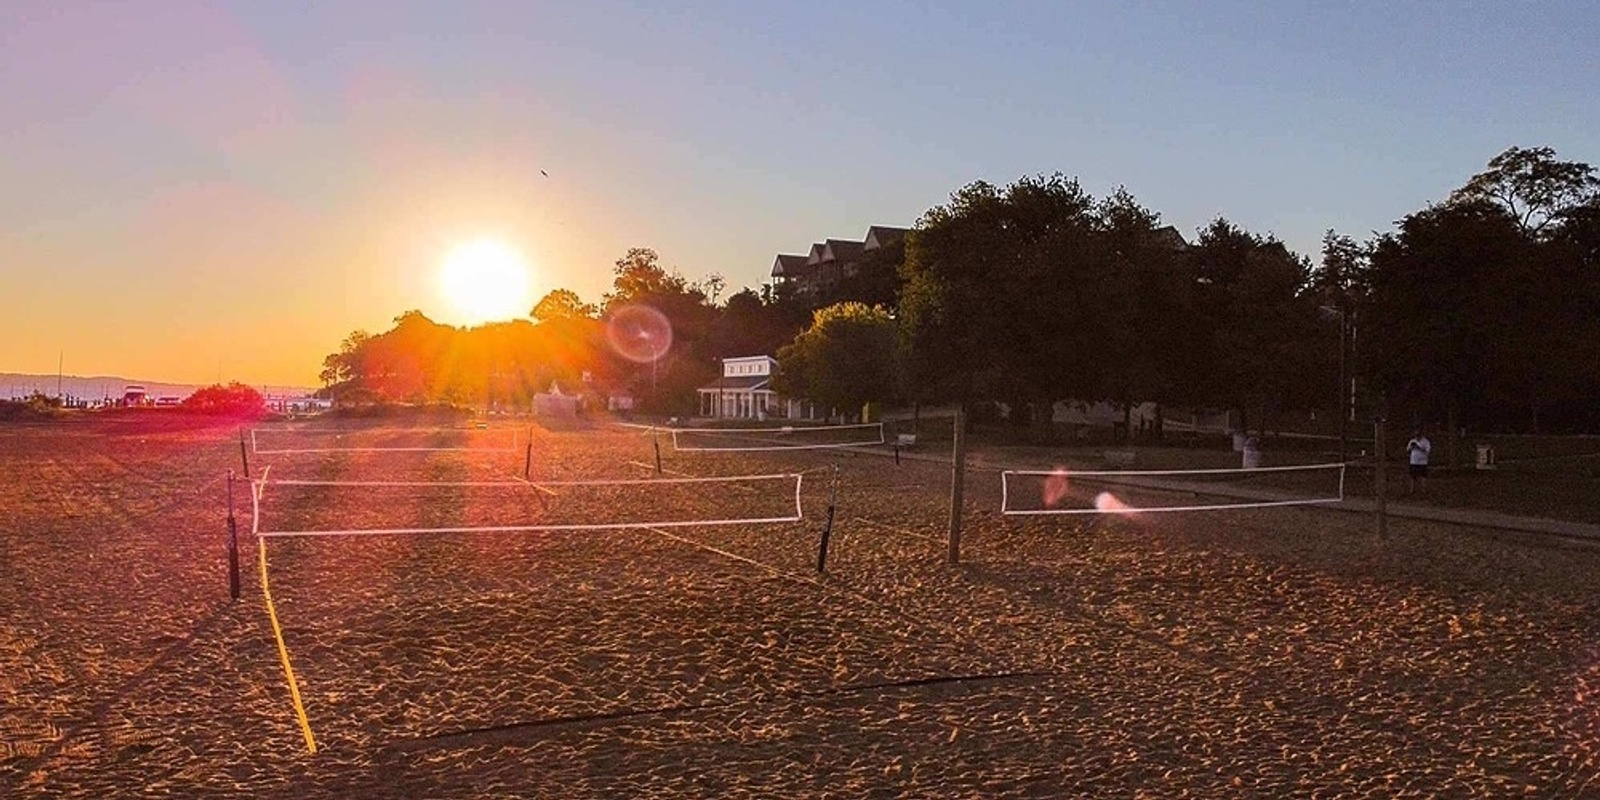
(0, 372), (314, 402)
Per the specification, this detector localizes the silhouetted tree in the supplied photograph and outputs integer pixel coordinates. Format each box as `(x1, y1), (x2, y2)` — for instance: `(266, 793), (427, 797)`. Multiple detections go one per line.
(1451, 146), (1599, 237)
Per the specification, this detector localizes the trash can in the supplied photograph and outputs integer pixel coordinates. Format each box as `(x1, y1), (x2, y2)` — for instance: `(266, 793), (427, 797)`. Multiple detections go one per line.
(1475, 444), (1496, 470)
(1242, 436), (1261, 469)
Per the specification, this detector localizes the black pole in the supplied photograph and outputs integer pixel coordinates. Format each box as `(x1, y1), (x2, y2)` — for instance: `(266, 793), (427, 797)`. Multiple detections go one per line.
(948, 406), (966, 565)
(1338, 312), (1348, 464)
(238, 429), (251, 480)
(1374, 418), (1388, 540)
(523, 440), (533, 480)
(226, 471), (240, 601)
(654, 433), (663, 476)
(817, 468), (838, 573)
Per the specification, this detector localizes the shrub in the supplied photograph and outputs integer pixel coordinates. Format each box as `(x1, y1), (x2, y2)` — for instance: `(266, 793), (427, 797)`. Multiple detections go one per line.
(183, 382), (267, 418)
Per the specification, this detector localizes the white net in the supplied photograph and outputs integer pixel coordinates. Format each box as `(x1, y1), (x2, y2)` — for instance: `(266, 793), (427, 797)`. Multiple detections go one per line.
(250, 425), (520, 454)
(667, 422), (885, 452)
(253, 472), (804, 537)
(1000, 463), (1346, 515)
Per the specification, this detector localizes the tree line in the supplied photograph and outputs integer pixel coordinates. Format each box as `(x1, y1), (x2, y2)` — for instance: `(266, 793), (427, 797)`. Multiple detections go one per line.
(320, 145), (1600, 435)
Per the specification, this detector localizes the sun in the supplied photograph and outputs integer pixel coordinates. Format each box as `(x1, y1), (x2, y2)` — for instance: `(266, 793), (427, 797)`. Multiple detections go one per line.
(437, 239), (534, 324)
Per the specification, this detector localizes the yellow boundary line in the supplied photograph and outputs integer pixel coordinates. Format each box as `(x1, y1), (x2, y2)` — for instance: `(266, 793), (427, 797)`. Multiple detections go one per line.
(253, 468), (318, 753)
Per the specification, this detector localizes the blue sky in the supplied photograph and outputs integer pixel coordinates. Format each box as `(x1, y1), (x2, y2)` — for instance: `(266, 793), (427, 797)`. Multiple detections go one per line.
(2, 0), (1596, 384)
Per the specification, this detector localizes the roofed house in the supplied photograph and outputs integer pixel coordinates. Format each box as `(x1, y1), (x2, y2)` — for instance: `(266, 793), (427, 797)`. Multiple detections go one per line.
(696, 356), (818, 421)
(863, 225), (910, 251)
(770, 224), (908, 297)
(1149, 225), (1189, 251)
(771, 253), (810, 285)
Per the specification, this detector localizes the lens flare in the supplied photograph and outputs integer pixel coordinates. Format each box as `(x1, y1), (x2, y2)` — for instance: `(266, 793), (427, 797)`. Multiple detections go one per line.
(1094, 492), (1135, 514)
(1042, 467), (1071, 508)
(605, 304), (673, 364)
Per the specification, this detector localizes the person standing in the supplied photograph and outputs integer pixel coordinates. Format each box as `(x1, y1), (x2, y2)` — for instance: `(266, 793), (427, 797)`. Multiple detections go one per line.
(1406, 429), (1432, 495)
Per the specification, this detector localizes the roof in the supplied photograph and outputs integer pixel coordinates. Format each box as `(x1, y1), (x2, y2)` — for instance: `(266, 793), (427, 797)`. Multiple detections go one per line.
(1150, 225), (1189, 251)
(771, 254), (808, 277)
(698, 375), (772, 391)
(863, 225), (910, 250)
(822, 239), (865, 262)
(806, 242), (829, 264)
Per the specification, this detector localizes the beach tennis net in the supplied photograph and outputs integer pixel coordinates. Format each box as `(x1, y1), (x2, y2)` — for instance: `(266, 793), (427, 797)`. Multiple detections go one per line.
(253, 472), (804, 537)
(251, 425), (519, 454)
(668, 422), (885, 452)
(1001, 462), (1346, 515)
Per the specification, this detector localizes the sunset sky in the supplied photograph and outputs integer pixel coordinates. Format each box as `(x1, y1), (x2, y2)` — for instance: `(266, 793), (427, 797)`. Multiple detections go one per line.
(3, 1), (1596, 387)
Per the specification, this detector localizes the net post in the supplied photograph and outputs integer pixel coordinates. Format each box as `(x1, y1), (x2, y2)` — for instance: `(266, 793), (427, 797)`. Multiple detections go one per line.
(948, 406), (966, 565)
(1374, 418), (1388, 540)
(817, 467), (839, 573)
(239, 429), (251, 480)
(653, 432), (663, 476)
(226, 470), (240, 601)
(523, 440), (533, 481)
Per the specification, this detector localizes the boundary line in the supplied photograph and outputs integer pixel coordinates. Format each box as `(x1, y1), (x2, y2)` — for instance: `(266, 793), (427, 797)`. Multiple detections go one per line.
(253, 467), (318, 754)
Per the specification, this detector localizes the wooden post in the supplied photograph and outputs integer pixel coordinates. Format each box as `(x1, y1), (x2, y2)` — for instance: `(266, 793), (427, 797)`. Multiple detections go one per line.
(1374, 419), (1388, 540)
(948, 406), (966, 565)
(523, 440), (533, 480)
(238, 429), (251, 480)
(817, 467), (838, 573)
(226, 471), (240, 601)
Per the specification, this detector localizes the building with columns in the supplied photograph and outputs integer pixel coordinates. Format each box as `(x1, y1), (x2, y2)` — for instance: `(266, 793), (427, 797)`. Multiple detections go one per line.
(697, 356), (818, 420)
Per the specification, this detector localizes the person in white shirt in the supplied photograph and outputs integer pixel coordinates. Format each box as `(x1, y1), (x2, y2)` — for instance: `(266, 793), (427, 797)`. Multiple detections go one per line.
(1405, 430), (1432, 494)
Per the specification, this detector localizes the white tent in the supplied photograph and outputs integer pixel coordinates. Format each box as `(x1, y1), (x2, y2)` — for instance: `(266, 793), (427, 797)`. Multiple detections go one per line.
(533, 382), (581, 417)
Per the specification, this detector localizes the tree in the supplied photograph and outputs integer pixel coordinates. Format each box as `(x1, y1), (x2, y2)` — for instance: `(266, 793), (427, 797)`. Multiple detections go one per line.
(603, 248), (690, 312)
(1092, 188), (1194, 434)
(1359, 199), (1533, 429)
(900, 175), (1103, 414)
(710, 287), (803, 362)
(601, 247), (718, 413)
(320, 330), (369, 385)
(1312, 229), (1366, 306)
(183, 382), (266, 416)
(1450, 146), (1600, 236)
(531, 289), (596, 323)
(774, 302), (900, 419)
(1187, 219), (1322, 435)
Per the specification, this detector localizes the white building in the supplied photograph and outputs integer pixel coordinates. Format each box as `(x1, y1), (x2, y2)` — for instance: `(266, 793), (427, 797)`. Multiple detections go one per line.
(697, 356), (819, 420)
